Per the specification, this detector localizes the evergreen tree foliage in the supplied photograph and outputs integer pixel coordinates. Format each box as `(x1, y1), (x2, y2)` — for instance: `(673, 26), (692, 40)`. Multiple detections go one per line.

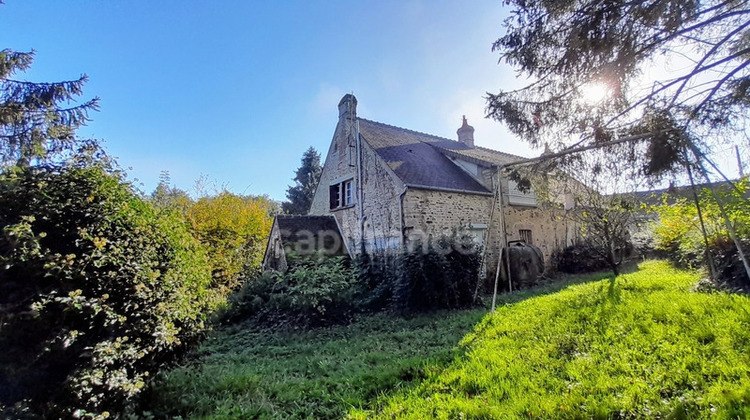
(488, 0), (749, 180)
(0, 49), (99, 167)
(282, 146), (322, 214)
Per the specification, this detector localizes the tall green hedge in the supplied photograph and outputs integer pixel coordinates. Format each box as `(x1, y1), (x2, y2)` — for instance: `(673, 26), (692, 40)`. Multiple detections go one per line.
(0, 164), (220, 418)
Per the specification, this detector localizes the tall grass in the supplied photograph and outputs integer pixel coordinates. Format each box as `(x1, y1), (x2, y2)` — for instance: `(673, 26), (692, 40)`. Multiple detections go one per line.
(140, 309), (486, 419)
(352, 261), (750, 419)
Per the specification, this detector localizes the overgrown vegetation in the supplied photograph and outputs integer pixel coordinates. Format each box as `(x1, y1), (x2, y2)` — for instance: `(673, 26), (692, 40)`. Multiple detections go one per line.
(186, 192), (275, 290)
(141, 308), (488, 419)
(358, 232), (482, 314)
(653, 178), (749, 289)
(149, 175), (277, 291)
(224, 255), (358, 328)
(353, 261), (750, 419)
(223, 231), (483, 330)
(0, 49), (276, 419)
(0, 161), (222, 418)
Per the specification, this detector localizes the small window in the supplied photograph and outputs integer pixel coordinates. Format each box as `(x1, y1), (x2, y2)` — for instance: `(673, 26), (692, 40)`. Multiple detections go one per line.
(329, 179), (354, 210)
(344, 180), (353, 206)
(329, 184), (341, 209)
(519, 229), (533, 245)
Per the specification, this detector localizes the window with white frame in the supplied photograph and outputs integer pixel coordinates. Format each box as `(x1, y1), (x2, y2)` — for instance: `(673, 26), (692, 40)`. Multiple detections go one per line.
(329, 179), (354, 210)
(344, 180), (353, 206)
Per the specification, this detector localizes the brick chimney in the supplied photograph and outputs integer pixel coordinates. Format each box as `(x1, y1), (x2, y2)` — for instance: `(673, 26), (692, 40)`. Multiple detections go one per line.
(457, 115), (475, 148)
(338, 94), (357, 121)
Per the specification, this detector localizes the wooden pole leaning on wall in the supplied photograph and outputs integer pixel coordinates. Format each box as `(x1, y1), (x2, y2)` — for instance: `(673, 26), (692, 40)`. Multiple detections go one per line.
(492, 167), (511, 312)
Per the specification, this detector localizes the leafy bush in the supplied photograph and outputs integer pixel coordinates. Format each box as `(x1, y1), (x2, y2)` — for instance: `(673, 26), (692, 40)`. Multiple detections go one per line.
(358, 231), (482, 314)
(554, 243), (612, 274)
(0, 163), (220, 418)
(392, 235), (481, 313)
(653, 178), (749, 287)
(186, 192), (275, 291)
(225, 254), (357, 328)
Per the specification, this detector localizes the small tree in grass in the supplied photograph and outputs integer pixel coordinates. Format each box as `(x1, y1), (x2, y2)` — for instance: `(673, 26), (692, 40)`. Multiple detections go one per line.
(576, 194), (636, 276)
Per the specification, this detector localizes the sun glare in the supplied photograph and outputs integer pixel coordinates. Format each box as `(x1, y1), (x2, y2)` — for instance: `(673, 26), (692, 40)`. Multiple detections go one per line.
(580, 82), (611, 105)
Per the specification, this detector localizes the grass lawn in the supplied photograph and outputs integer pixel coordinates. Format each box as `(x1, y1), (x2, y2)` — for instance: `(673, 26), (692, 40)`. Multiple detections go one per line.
(140, 307), (491, 419)
(351, 261), (750, 419)
(142, 261), (750, 419)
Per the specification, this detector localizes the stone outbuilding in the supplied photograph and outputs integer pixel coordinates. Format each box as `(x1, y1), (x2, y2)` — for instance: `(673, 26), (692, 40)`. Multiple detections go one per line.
(262, 215), (348, 272)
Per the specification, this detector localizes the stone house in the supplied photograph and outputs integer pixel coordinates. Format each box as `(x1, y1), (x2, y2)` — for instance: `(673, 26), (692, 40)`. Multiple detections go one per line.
(284, 94), (581, 278)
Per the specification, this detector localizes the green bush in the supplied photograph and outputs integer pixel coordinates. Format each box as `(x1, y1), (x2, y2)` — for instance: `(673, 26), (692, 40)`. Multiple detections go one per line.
(392, 234), (481, 313)
(358, 231), (482, 314)
(553, 243), (611, 274)
(226, 254), (357, 328)
(653, 178), (749, 287)
(0, 163), (220, 418)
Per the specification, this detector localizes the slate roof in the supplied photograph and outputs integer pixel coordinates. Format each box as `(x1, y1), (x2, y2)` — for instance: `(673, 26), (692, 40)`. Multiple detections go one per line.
(437, 143), (522, 167)
(275, 215), (347, 256)
(358, 118), (520, 194)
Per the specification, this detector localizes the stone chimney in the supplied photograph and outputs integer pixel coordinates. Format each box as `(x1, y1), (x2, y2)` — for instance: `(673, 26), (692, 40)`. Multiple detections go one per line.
(338, 94), (357, 121)
(457, 115), (475, 148)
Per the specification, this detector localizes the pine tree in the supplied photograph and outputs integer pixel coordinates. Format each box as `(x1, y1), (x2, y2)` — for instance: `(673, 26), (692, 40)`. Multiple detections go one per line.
(282, 146), (322, 214)
(1, 49), (99, 167)
(488, 0), (749, 181)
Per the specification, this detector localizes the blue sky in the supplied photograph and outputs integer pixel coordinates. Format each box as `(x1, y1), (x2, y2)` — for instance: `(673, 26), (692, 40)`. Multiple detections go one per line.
(1, 1), (536, 200)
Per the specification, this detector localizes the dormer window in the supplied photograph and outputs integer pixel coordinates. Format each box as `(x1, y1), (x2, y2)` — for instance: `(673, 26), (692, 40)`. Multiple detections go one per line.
(329, 179), (355, 210)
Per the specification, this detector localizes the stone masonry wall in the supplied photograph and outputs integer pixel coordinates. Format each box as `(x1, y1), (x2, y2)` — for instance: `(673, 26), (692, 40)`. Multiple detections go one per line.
(401, 187), (579, 277)
(402, 189), (492, 240)
(359, 142), (403, 253)
(310, 120), (404, 254)
(502, 205), (578, 268)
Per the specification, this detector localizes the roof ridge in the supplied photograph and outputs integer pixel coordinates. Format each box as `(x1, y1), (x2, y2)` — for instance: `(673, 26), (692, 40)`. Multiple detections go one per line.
(359, 117), (527, 160)
(472, 144), (526, 161)
(358, 117), (455, 144)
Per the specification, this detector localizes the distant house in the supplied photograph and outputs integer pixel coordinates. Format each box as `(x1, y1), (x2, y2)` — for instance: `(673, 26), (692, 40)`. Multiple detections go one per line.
(263, 95), (581, 276)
